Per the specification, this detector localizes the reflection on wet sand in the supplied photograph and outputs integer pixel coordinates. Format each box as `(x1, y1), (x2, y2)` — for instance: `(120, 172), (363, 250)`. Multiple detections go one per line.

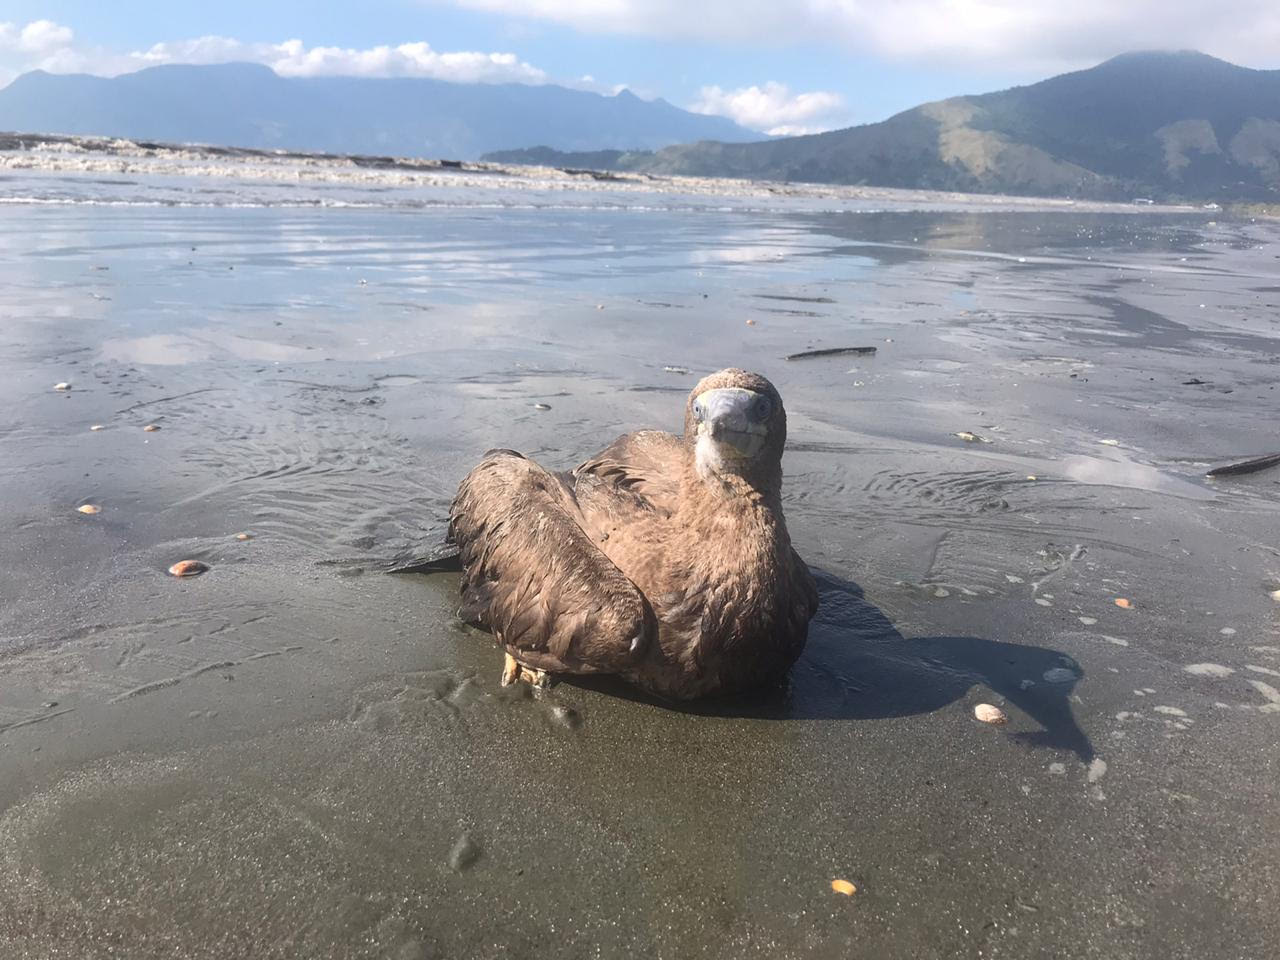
(1060, 454), (1214, 500)
(1, 204), (1279, 958)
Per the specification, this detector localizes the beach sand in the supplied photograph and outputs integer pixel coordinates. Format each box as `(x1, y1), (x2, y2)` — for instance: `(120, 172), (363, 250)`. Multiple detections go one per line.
(1, 202), (1278, 958)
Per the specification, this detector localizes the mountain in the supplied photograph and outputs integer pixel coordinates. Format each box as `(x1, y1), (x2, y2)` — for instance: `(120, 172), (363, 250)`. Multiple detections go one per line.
(486, 52), (1280, 202)
(0, 62), (760, 159)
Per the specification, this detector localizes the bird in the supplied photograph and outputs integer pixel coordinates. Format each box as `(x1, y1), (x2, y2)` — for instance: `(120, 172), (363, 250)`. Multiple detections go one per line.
(447, 368), (818, 700)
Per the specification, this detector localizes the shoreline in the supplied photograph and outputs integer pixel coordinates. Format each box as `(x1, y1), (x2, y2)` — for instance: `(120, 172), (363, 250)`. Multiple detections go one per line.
(1, 130), (1210, 215)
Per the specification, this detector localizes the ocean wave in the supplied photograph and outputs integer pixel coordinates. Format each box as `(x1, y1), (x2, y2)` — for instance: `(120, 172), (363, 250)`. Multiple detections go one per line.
(0, 132), (1201, 215)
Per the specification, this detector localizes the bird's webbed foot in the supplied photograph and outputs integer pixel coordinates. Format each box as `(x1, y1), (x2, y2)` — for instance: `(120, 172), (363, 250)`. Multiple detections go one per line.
(501, 652), (551, 689)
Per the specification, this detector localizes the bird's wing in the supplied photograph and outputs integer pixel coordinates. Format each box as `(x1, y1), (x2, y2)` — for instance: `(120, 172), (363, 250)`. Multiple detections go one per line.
(572, 429), (684, 519)
(449, 449), (653, 673)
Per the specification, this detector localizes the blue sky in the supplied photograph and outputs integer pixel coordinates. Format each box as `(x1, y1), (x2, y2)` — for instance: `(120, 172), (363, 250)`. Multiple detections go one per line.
(2, 1), (1277, 134)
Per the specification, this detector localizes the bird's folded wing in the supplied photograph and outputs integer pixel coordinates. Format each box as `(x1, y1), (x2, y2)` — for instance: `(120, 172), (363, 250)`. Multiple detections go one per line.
(573, 429), (684, 516)
(449, 450), (652, 672)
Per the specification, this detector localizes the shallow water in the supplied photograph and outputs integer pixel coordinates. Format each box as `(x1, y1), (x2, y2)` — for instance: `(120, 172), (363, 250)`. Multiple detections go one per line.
(2, 198), (1279, 959)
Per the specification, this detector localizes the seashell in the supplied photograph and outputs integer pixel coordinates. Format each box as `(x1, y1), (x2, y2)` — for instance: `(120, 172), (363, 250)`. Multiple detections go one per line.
(90, 424), (105, 431)
(168, 559), (210, 578)
(974, 703), (1008, 724)
(76, 504), (101, 514)
(1114, 598), (1132, 609)
(830, 879), (857, 896)
(955, 431), (993, 444)
(54, 382), (71, 391)
(235, 532), (253, 541)
(143, 424), (160, 432)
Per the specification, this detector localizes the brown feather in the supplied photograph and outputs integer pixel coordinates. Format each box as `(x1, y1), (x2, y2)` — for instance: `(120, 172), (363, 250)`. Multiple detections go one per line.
(448, 369), (818, 699)
(450, 451), (654, 674)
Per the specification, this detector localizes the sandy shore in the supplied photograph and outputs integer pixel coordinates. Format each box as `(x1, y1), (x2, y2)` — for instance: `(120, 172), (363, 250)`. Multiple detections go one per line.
(1, 201), (1278, 958)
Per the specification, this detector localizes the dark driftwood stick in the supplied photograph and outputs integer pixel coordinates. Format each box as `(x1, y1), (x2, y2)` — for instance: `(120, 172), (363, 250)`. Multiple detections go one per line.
(785, 346), (878, 361)
(1206, 453), (1280, 478)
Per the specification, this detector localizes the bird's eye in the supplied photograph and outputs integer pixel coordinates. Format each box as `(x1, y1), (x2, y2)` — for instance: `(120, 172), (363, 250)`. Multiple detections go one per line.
(693, 401), (705, 420)
(750, 396), (773, 421)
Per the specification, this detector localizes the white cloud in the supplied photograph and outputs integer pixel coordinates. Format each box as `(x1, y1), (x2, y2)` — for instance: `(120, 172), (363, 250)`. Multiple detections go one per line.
(691, 82), (846, 135)
(0, 22), (547, 88)
(128, 36), (545, 84)
(0, 19), (84, 81)
(133, 36), (548, 84)
(446, 0), (1280, 70)
(0, 19), (74, 55)
(18, 19), (74, 53)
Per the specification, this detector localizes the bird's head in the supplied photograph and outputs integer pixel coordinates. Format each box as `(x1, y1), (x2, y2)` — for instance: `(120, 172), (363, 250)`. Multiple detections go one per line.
(683, 368), (786, 488)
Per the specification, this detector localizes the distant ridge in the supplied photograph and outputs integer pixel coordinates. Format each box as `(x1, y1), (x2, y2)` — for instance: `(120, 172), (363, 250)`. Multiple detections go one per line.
(0, 61), (760, 160)
(487, 52), (1280, 202)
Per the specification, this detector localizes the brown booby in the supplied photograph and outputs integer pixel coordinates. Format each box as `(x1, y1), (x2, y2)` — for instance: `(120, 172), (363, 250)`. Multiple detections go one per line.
(448, 368), (818, 700)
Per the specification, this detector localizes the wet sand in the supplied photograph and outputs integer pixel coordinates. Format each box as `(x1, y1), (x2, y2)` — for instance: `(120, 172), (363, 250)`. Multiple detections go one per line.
(1, 203), (1279, 959)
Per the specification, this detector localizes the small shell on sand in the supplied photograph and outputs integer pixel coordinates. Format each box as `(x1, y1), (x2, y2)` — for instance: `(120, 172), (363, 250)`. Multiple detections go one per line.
(76, 504), (101, 515)
(830, 879), (857, 896)
(974, 703), (1008, 724)
(235, 532), (253, 541)
(168, 559), (210, 578)
(955, 431), (993, 444)
(1115, 598), (1132, 609)
(745, 319), (757, 325)
(89, 424), (105, 431)
(54, 382), (71, 391)
(143, 424), (160, 432)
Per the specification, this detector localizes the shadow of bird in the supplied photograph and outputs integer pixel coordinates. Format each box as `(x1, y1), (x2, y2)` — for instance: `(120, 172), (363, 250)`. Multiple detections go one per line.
(376, 552), (1094, 761)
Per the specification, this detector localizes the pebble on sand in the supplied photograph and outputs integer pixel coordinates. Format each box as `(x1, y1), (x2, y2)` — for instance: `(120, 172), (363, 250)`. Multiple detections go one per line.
(76, 504), (101, 514)
(168, 559), (210, 578)
(54, 382), (71, 391)
(143, 424), (160, 432)
(974, 703), (1008, 724)
(1115, 598), (1132, 609)
(830, 879), (857, 896)
(448, 833), (482, 872)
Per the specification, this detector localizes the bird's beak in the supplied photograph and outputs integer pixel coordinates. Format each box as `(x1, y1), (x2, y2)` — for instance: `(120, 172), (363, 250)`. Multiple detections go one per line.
(695, 388), (767, 459)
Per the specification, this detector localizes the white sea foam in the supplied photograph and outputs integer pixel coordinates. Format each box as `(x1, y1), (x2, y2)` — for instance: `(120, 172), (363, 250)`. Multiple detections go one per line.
(0, 133), (1206, 215)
